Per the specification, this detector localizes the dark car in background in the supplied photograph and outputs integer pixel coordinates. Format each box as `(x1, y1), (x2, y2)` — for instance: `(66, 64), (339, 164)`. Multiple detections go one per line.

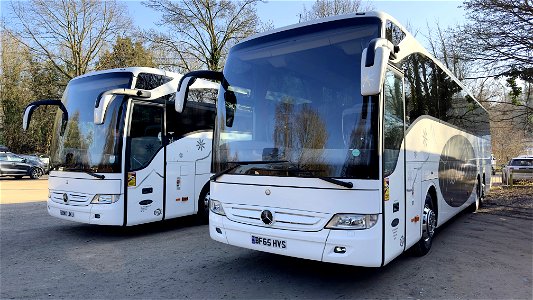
(0, 152), (45, 179)
(25, 153), (50, 174)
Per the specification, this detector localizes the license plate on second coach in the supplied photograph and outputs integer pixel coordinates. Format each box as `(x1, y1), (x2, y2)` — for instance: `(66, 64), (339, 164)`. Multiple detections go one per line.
(251, 235), (287, 249)
(60, 210), (74, 217)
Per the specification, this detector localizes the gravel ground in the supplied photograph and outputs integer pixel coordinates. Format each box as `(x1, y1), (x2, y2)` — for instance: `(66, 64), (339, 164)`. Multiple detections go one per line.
(480, 186), (533, 220)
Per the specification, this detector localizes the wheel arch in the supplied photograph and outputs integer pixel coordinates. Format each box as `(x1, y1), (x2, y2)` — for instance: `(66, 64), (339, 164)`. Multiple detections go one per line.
(426, 184), (438, 223)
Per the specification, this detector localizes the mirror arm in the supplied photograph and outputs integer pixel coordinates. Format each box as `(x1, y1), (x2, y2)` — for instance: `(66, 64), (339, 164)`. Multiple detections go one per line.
(94, 88), (151, 124)
(365, 38), (398, 67)
(177, 70), (223, 92)
(23, 100), (68, 134)
(175, 70), (223, 113)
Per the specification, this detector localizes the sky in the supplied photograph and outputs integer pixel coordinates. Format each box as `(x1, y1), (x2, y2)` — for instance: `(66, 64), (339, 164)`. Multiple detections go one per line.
(126, 0), (466, 44)
(1, 0), (466, 49)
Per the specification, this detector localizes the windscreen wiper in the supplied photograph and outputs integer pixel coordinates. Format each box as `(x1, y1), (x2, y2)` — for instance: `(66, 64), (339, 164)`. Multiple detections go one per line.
(85, 171), (105, 179)
(318, 177), (353, 189)
(211, 160), (288, 181)
(269, 165), (353, 189)
(249, 166), (353, 189)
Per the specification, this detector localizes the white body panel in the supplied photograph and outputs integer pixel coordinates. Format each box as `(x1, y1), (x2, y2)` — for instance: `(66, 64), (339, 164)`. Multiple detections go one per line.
(165, 132), (212, 219)
(405, 117), (491, 227)
(48, 132), (212, 226)
(47, 172), (124, 225)
(209, 177), (384, 267)
(126, 150), (165, 225)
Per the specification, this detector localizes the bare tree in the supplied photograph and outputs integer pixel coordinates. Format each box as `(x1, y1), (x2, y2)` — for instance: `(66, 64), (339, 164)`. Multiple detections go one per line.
(8, 0), (132, 80)
(299, 0), (374, 22)
(458, 0), (532, 80)
(425, 22), (473, 81)
(0, 29), (60, 153)
(144, 0), (262, 72)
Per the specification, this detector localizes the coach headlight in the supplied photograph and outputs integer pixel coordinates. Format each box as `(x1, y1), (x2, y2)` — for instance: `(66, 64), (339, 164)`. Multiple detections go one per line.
(91, 194), (119, 204)
(210, 199), (226, 216)
(325, 214), (378, 230)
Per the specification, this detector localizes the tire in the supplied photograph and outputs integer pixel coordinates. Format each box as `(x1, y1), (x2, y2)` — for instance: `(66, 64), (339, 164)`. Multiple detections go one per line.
(468, 178), (484, 213)
(411, 194), (437, 257)
(29, 167), (42, 179)
(197, 185), (210, 224)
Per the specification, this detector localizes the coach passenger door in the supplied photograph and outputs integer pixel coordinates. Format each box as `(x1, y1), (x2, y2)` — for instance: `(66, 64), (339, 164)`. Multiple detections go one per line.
(125, 101), (165, 226)
(382, 68), (407, 265)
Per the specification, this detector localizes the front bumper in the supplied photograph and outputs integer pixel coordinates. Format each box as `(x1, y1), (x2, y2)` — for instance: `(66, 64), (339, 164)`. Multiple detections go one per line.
(209, 213), (383, 267)
(47, 199), (123, 225)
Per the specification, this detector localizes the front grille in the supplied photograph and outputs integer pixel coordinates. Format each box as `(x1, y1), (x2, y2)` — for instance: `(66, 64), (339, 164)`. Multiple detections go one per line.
(227, 205), (328, 232)
(50, 191), (91, 206)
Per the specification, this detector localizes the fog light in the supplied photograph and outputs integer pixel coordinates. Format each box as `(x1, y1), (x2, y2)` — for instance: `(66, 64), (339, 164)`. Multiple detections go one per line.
(216, 227), (222, 234)
(334, 246), (347, 254)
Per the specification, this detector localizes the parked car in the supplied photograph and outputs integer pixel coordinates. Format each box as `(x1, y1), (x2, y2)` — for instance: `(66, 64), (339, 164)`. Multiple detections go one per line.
(29, 153), (50, 174)
(0, 152), (45, 179)
(501, 156), (533, 185)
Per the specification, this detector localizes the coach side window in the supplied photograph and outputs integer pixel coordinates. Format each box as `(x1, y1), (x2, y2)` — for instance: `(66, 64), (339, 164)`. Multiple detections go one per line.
(403, 53), (439, 125)
(385, 20), (406, 46)
(383, 70), (404, 177)
(167, 89), (217, 143)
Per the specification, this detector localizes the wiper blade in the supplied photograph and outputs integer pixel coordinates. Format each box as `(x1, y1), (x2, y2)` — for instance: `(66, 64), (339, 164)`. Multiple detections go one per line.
(85, 171), (105, 179)
(318, 177), (353, 189)
(211, 160), (288, 181)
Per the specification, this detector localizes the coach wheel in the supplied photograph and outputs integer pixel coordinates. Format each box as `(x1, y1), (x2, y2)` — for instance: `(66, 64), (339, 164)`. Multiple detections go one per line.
(197, 185), (210, 224)
(412, 194), (436, 256)
(469, 178), (484, 213)
(479, 177), (486, 205)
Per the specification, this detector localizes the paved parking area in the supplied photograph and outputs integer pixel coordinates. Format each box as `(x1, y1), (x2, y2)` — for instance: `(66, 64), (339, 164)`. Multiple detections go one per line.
(0, 176), (48, 204)
(0, 177), (531, 299)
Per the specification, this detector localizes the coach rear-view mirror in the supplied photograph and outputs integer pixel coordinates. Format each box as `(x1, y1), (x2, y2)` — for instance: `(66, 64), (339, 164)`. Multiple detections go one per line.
(361, 38), (398, 96)
(23, 100), (68, 135)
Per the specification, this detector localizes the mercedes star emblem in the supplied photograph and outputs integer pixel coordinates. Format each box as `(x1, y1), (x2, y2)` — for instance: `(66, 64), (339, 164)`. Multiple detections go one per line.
(260, 210), (274, 225)
(265, 189), (271, 195)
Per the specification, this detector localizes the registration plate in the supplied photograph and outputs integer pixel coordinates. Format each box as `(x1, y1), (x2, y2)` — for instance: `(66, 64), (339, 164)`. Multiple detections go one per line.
(60, 210), (74, 217)
(251, 235), (287, 249)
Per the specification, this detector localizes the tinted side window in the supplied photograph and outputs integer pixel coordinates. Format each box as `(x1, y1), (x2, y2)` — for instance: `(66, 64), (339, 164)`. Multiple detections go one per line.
(402, 53), (489, 137)
(437, 72), (490, 137)
(167, 89), (217, 142)
(403, 53), (439, 125)
(135, 73), (172, 90)
(385, 20), (406, 45)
